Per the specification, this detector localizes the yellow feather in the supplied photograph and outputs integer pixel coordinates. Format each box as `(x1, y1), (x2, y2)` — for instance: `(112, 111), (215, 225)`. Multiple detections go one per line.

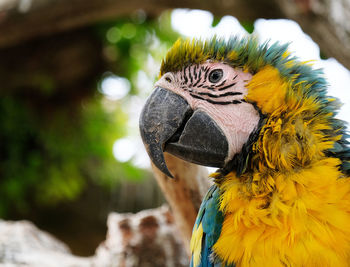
(213, 158), (350, 266)
(246, 65), (289, 114)
(190, 223), (203, 267)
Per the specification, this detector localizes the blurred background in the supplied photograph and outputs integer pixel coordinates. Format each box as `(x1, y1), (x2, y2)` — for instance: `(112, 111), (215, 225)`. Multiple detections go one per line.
(0, 0), (349, 257)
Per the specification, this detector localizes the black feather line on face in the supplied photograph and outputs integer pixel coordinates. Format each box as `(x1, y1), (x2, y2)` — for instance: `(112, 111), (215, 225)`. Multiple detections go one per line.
(190, 94), (242, 105)
(218, 82), (237, 91)
(201, 85), (215, 91)
(189, 67), (193, 83)
(192, 73), (202, 87)
(192, 79), (201, 87)
(215, 79), (227, 88)
(183, 66), (188, 83)
(196, 91), (243, 98)
(204, 67), (210, 81)
(219, 104), (266, 177)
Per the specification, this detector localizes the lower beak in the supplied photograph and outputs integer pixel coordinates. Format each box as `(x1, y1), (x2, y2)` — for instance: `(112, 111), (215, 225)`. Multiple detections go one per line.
(139, 87), (228, 177)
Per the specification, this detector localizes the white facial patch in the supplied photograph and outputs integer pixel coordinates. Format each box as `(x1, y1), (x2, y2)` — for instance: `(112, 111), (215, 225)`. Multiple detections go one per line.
(155, 62), (260, 163)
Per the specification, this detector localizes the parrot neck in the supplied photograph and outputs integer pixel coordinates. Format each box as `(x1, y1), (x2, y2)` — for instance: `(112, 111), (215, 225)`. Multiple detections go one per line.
(221, 107), (266, 177)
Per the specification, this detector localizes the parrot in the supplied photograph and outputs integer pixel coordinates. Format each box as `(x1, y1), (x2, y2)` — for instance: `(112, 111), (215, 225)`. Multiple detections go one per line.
(139, 36), (350, 267)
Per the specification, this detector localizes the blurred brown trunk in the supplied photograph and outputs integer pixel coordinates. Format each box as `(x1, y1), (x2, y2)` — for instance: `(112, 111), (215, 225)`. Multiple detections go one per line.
(151, 153), (210, 254)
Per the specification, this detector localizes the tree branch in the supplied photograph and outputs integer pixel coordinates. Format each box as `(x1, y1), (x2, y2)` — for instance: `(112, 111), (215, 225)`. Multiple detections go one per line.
(151, 153), (210, 253)
(1, 0), (349, 69)
(0, 0), (281, 49)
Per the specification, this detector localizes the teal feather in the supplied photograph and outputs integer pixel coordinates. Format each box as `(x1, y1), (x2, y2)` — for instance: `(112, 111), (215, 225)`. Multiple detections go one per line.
(191, 184), (225, 267)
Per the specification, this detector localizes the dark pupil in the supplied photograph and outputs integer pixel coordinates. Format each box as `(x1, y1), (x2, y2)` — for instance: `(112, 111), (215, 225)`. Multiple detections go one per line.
(209, 69), (223, 83)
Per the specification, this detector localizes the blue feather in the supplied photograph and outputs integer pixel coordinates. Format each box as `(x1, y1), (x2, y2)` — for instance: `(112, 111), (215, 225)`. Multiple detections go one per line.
(191, 185), (228, 267)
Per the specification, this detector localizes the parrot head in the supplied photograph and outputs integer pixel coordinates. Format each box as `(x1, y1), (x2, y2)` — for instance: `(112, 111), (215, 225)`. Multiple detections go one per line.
(140, 37), (350, 178)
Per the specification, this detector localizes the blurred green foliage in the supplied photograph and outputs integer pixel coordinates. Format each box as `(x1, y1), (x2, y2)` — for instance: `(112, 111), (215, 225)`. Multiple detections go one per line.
(0, 11), (179, 217)
(0, 94), (127, 215)
(96, 10), (179, 94)
(240, 21), (254, 34)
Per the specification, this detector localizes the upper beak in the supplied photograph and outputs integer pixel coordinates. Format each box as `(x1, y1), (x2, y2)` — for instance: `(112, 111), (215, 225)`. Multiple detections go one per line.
(139, 87), (228, 178)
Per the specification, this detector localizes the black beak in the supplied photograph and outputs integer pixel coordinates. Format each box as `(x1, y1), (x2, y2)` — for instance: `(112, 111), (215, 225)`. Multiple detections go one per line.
(139, 87), (228, 178)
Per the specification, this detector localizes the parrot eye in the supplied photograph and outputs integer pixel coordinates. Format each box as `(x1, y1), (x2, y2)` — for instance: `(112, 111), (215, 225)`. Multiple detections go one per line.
(208, 69), (223, 83)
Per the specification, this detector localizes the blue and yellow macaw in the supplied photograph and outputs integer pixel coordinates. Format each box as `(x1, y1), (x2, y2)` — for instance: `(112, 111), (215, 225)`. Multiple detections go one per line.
(139, 36), (350, 266)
